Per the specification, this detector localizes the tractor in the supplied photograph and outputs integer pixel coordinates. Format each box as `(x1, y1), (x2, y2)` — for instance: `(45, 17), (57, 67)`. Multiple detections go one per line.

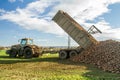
(6, 38), (42, 58)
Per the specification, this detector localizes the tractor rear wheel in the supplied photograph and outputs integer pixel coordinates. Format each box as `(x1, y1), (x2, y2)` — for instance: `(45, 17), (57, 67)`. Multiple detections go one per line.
(9, 48), (17, 58)
(24, 47), (33, 58)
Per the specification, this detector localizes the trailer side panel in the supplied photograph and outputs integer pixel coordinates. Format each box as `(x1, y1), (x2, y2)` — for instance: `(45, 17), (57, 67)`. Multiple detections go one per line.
(52, 10), (98, 49)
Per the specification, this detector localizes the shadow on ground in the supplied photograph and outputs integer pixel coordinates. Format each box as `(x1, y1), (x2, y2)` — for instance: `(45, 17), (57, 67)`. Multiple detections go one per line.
(0, 54), (71, 64)
(0, 55), (76, 65)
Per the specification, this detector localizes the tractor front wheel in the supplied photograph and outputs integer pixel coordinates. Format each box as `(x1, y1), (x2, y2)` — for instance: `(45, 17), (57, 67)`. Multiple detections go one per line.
(24, 47), (33, 58)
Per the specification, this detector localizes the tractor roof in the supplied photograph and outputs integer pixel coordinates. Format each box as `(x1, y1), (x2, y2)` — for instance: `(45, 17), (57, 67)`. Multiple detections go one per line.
(21, 38), (33, 40)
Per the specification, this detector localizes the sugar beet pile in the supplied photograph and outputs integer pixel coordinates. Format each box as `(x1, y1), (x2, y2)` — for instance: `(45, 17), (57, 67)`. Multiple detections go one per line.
(71, 40), (120, 73)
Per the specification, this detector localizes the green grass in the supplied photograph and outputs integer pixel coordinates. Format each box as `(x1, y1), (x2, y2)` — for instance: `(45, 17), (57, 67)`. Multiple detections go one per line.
(0, 50), (120, 80)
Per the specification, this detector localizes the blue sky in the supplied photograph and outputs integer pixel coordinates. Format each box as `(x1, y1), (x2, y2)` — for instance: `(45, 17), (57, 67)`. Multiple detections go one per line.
(0, 0), (120, 47)
(104, 3), (120, 28)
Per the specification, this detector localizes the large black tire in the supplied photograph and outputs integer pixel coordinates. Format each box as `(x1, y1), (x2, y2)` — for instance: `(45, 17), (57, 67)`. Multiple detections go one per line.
(69, 50), (78, 58)
(6, 50), (11, 54)
(9, 48), (17, 58)
(24, 47), (33, 58)
(59, 50), (68, 59)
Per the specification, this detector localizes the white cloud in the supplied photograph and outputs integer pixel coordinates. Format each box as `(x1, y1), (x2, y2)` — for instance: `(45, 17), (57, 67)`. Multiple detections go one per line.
(0, 0), (120, 42)
(50, 0), (110, 22)
(8, 0), (16, 3)
(91, 20), (120, 41)
(0, 0), (66, 36)
(110, 0), (120, 3)
(0, 9), (5, 13)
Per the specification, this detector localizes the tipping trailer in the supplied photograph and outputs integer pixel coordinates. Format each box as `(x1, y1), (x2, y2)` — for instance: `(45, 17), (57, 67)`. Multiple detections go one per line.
(52, 10), (101, 59)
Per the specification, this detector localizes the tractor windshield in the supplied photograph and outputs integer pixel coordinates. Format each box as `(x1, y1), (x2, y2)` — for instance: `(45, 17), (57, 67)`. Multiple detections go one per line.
(20, 39), (27, 45)
(28, 40), (33, 44)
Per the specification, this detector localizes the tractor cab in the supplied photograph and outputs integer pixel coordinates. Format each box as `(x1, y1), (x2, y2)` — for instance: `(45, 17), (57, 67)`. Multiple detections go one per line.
(20, 38), (33, 46)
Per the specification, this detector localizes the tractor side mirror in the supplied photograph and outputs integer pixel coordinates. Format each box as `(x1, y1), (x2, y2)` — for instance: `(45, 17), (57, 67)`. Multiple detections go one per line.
(18, 39), (21, 43)
(18, 39), (20, 42)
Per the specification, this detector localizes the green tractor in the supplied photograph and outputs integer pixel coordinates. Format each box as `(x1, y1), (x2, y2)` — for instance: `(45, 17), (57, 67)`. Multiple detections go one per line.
(6, 38), (42, 58)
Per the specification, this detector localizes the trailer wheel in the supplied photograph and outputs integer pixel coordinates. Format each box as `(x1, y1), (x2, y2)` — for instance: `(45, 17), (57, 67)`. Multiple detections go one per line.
(24, 47), (33, 58)
(59, 50), (68, 59)
(69, 50), (78, 58)
(9, 48), (17, 58)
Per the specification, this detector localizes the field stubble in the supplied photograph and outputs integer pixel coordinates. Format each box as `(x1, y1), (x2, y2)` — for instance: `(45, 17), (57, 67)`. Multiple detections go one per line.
(0, 50), (120, 80)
